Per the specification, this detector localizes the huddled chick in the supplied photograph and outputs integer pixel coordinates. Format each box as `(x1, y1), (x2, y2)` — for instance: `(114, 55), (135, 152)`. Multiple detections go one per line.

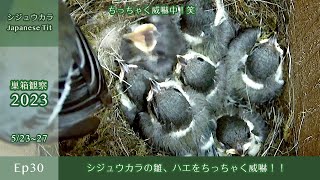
(137, 79), (217, 156)
(116, 0), (285, 157)
(223, 28), (284, 105)
(182, 0), (239, 64)
(214, 106), (268, 156)
(175, 50), (219, 93)
(120, 15), (187, 80)
(116, 61), (154, 125)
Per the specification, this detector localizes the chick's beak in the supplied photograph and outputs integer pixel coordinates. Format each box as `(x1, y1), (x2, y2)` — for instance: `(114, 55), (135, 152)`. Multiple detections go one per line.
(225, 143), (244, 156)
(176, 55), (188, 66)
(269, 33), (284, 56)
(269, 34), (278, 45)
(150, 79), (161, 92)
(146, 79), (161, 102)
(175, 55), (188, 75)
(123, 24), (158, 53)
(226, 149), (238, 155)
(236, 143), (244, 156)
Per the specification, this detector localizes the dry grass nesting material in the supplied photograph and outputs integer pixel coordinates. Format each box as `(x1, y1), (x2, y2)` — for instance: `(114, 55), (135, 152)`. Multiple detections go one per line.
(59, 0), (294, 156)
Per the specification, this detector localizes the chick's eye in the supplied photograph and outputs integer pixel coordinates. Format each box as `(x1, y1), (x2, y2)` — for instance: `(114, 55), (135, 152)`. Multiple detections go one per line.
(197, 57), (204, 62)
(173, 88), (181, 94)
(247, 132), (251, 138)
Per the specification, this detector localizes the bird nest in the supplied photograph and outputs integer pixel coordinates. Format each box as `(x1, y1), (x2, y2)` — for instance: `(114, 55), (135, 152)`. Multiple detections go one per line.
(58, 0), (294, 156)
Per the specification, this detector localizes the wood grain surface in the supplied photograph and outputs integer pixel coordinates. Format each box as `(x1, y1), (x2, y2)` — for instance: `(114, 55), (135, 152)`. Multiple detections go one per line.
(290, 0), (320, 156)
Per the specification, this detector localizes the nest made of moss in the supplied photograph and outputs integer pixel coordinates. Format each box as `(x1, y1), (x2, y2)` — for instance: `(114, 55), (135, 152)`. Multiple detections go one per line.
(57, 0), (295, 157)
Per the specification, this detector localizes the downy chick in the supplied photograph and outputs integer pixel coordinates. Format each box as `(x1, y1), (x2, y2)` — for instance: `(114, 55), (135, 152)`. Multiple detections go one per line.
(137, 79), (217, 156)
